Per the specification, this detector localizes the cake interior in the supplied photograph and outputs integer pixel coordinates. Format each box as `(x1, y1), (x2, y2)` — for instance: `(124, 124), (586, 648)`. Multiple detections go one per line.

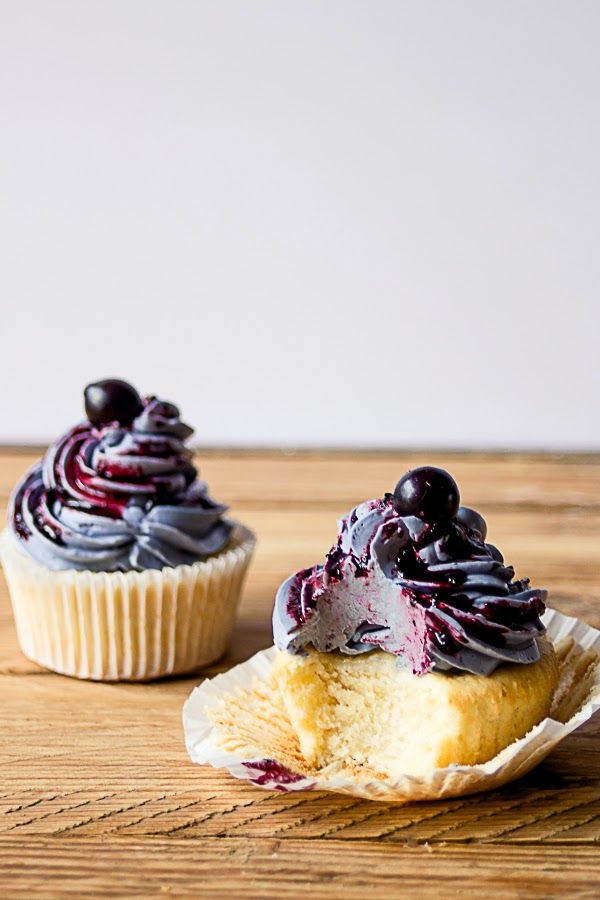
(273, 639), (560, 779)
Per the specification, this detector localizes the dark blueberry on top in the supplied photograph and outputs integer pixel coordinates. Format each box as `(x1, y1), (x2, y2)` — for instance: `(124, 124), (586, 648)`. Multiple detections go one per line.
(486, 543), (504, 563)
(153, 400), (180, 419)
(457, 506), (487, 540)
(84, 379), (143, 427)
(393, 466), (460, 522)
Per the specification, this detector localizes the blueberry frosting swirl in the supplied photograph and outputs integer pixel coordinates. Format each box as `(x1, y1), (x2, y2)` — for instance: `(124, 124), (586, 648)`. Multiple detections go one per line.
(10, 383), (233, 572)
(273, 468), (547, 676)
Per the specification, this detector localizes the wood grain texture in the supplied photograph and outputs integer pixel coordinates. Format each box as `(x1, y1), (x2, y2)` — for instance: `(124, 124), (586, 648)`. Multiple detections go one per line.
(1, 450), (599, 896)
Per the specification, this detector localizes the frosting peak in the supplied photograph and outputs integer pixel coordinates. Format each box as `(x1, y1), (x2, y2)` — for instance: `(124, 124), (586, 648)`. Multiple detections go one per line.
(273, 468), (547, 676)
(10, 381), (233, 572)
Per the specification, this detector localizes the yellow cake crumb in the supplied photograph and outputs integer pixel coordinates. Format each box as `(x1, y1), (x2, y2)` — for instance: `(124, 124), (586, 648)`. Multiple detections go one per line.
(273, 640), (559, 778)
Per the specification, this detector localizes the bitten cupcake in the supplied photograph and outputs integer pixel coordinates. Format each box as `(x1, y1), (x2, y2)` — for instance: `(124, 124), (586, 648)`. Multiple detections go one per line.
(272, 467), (558, 778)
(1, 379), (255, 681)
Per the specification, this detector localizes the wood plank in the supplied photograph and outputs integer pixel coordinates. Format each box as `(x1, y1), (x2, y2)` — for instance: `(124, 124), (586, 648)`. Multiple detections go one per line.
(0, 662), (598, 845)
(1, 837), (599, 898)
(2, 450), (600, 509)
(1, 450), (599, 894)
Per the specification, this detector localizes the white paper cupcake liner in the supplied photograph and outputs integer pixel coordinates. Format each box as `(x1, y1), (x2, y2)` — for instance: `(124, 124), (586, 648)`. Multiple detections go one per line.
(1, 525), (255, 681)
(183, 608), (600, 802)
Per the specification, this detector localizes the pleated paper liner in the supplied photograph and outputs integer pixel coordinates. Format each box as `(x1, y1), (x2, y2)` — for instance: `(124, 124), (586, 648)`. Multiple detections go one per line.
(0, 525), (255, 681)
(183, 609), (600, 802)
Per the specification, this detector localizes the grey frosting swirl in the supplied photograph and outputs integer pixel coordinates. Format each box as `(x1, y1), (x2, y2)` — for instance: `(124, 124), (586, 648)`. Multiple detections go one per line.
(10, 397), (233, 572)
(273, 497), (547, 676)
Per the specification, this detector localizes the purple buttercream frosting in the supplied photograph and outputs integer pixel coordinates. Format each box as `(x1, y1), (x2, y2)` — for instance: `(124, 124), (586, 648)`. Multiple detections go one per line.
(273, 483), (547, 677)
(10, 387), (233, 572)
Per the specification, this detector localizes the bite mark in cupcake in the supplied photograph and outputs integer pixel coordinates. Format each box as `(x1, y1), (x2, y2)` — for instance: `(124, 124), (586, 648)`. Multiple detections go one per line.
(271, 467), (557, 777)
(274, 466), (547, 676)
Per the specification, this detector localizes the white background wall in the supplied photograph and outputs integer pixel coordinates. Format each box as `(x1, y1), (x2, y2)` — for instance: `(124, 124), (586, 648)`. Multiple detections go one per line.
(1, 0), (599, 449)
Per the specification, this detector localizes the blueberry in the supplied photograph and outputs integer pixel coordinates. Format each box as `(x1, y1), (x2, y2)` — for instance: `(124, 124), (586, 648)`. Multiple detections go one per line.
(486, 543), (504, 563)
(84, 379), (143, 427)
(457, 506), (488, 540)
(392, 467), (460, 522)
(182, 462), (197, 486)
(153, 400), (179, 419)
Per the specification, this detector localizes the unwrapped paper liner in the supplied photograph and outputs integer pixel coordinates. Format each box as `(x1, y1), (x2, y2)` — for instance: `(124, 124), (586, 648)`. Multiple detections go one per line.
(183, 608), (600, 802)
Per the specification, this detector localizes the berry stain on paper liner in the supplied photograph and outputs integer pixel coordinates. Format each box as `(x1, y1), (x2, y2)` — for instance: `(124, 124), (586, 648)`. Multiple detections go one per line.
(241, 759), (316, 791)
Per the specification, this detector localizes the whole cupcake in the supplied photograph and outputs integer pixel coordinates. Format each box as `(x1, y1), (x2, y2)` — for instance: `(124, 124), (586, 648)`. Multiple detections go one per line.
(1, 379), (255, 680)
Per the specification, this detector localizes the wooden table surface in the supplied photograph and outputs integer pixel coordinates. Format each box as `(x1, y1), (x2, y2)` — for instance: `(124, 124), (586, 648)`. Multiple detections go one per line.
(1, 449), (600, 897)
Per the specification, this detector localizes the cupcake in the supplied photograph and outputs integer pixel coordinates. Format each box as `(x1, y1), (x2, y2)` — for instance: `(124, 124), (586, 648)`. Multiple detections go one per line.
(1, 378), (255, 681)
(272, 467), (559, 779)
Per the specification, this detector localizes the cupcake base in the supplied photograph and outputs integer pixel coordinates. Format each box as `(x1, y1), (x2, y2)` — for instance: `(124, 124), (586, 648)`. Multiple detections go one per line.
(1, 525), (255, 681)
(183, 609), (600, 801)
(273, 640), (559, 778)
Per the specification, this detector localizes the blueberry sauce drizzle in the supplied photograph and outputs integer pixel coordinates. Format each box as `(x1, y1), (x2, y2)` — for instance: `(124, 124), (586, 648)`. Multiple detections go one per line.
(241, 759), (312, 790)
